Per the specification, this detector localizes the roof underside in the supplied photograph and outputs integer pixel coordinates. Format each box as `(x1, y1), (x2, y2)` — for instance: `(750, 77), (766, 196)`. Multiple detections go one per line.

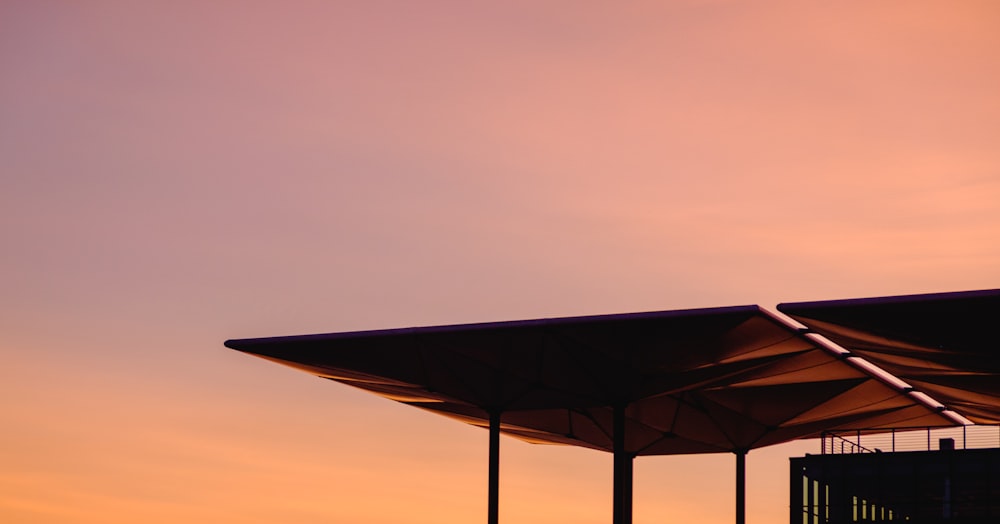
(226, 303), (964, 455)
(779, 288), (1000, 424)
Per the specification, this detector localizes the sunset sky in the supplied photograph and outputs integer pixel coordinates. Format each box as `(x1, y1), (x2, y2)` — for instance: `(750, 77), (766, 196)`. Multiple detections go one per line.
(2, 1), (999, 523)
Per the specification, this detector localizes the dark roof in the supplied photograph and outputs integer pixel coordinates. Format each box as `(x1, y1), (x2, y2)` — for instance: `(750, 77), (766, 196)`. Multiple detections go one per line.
(226, 304), (956, 455)
(778, 288), (1000, 424)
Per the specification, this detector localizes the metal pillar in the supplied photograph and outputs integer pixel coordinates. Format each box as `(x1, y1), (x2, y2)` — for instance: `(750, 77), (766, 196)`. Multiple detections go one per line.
(489, 411), (500, 524)
(789, 461), (800, 524)
(613, 404), (634, 524)
(736, 450), (747, 524)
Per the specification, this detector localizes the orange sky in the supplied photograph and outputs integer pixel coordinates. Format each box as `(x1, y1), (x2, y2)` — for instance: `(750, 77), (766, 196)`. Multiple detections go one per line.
(2, 1), (999, 523)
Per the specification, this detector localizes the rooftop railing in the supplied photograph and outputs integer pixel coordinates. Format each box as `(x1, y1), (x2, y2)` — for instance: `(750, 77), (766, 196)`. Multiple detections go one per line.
(820, 424), (1000, 454)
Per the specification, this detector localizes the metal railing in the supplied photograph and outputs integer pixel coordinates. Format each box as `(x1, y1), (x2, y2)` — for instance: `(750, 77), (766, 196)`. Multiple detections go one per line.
(820, 424), (1000, 454)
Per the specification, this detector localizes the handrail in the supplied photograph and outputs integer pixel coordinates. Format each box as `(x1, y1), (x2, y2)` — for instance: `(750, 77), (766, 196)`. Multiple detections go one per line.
(820, 424), (1000, 454)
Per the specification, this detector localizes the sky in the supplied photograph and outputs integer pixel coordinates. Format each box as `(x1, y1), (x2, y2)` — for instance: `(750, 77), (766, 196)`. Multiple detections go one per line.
(1, 1), (999, 522)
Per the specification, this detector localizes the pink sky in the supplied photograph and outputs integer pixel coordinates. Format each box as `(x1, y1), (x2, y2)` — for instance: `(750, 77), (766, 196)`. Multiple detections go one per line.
(2, 1), (999, 523)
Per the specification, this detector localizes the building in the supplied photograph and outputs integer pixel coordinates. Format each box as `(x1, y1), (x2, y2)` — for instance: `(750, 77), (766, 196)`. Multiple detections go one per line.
(791, 427), (1000, 523)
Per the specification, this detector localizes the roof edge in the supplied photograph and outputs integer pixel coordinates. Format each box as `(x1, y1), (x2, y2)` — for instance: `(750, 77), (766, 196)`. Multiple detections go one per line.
(777, 288), (1000, 313)
(225, 304), (762, 350)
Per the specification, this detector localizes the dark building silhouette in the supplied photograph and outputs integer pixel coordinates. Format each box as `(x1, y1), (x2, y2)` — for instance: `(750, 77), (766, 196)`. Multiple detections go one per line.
(791, 432), (1000, 523)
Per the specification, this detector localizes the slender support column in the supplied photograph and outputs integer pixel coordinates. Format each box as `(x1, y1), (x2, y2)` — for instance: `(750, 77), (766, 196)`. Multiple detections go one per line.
(735, 450), (747, 524)
(789, 460), (800, 524)
(488, 411), (500, 524)
(613, 404), (634, 524)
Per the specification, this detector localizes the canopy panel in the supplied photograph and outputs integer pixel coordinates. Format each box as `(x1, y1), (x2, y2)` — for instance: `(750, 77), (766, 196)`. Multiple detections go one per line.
(227, 304), (956, 455)
(778, 289), (1000, 424)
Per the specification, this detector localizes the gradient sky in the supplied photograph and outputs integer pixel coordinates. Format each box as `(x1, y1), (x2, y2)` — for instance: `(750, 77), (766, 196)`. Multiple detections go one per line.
(2, 1), (999, 523)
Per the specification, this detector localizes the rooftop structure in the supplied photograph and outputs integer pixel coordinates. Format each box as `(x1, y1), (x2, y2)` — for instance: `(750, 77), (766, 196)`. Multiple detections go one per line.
(226, 289), (999, 524)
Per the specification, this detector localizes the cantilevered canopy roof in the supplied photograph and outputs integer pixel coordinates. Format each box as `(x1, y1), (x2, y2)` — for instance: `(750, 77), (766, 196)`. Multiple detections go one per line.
(225, 304), (954, 455)
(779, 289), (1000, 424)
(227, 301), (969, 524)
